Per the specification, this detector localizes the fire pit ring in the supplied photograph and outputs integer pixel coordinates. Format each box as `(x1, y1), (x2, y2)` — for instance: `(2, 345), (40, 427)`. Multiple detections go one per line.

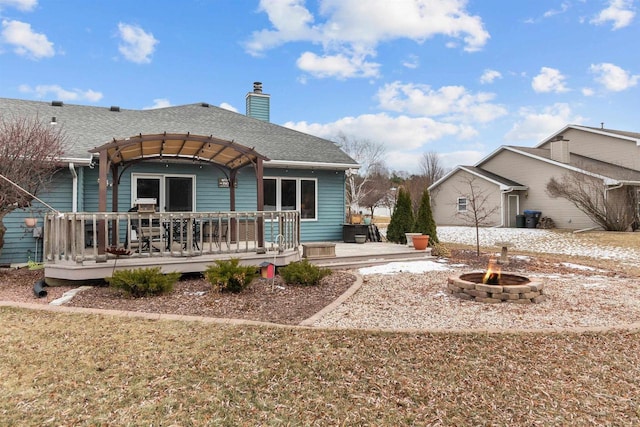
(447, 272), (546, 304)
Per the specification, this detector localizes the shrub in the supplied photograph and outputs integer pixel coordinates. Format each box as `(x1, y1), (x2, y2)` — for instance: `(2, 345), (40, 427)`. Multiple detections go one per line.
(279, 259), (331, 286)
(107, 267), (180, 298)
(413, 189), (439, 244)
(205, 258), (258, 293)
(386, 188), (414, 244)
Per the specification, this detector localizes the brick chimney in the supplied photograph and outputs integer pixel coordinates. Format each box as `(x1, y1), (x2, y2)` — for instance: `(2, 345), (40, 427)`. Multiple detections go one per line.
(550, 135), (570, 163)
(246, 82), (270, 122)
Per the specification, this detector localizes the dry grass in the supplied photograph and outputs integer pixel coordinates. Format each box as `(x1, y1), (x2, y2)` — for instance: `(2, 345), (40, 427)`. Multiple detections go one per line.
(2, 307), (640, 426)
(3, 231), (640, 425)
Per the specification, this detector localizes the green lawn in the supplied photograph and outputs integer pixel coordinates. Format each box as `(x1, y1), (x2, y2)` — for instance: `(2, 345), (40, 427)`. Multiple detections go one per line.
(2, 307), (639, 426)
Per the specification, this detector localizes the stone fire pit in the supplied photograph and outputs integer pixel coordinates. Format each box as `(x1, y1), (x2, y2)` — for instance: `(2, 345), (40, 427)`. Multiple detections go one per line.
(447, 272), (546, 304)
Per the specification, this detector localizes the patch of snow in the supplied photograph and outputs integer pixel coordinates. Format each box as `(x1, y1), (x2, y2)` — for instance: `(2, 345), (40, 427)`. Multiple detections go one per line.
(359, 260), (451, 275)
(582, 283), (608, 289)
(561, 262), (596, 271)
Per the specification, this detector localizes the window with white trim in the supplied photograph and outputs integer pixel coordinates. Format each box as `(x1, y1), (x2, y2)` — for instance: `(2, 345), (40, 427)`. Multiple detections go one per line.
(132, 174), (195, 212)
(457, 197), (468, 212)
(263, 177), (317, 220)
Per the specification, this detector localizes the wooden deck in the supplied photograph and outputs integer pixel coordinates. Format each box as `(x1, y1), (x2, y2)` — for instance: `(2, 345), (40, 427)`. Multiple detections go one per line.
(44, 240), (432, 285)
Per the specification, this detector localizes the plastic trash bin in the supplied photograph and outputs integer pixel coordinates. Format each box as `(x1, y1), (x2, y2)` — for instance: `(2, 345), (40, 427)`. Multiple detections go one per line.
(524, 210), (542, 228)
(515, 214), (526, 228)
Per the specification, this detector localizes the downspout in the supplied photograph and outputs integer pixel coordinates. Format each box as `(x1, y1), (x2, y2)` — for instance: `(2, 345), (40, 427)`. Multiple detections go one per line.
(69, 163), (78, 213)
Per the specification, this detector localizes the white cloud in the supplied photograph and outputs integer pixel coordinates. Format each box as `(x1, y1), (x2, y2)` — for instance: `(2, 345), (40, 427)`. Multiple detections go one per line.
(0, 0), (37, 11)
(590, 0), (635, 30)
(246, 0), (489, 79)
(543, 2), (570, 18)
(283, 112), (479, 172)
(376, 81), (507, 123)
(1, 19), (53, 59)
(531, 67), (569, 93)
(581, 87), (595, 96)
(19, 84), (103, 102)
(480, 69), (502, 84)
(505, 103), (585, 142)
(439, 150), (485, 169)
(143, 98), (171, 109)
(589, 62), (639, 91)
(296, 50), (380, 79)
(117, 23), (158, 64)
(402, 54), (419, 69)
(219, 102), (238, 112)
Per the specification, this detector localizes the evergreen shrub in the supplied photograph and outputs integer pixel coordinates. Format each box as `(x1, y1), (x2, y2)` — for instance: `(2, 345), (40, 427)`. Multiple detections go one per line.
(205, 258), (258, 293)
(107, 267), (180, 298)
(279, 259), (331, 286)
(386, 188), (414, 244)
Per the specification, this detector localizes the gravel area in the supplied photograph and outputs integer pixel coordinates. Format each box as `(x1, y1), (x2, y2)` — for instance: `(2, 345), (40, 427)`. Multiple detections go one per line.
(313, 227), (640, 331)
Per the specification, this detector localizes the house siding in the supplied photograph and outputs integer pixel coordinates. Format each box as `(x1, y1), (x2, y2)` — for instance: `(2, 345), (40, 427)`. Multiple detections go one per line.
(540, 128), (640, 172)
(481, 150), (598, 229)
(1, 169), (73, 265)
(431, 169), (502, 227)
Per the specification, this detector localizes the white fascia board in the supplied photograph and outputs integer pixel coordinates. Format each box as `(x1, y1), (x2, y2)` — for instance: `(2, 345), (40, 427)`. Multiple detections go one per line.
(535, 124), (640, 147)
(265, 159), (360, 171)
(459, 166), (524, 190)
(428, 166), (462, 190)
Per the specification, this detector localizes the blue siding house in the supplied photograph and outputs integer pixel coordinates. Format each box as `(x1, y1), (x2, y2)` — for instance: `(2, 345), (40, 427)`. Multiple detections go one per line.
(0, 83), (358, 269)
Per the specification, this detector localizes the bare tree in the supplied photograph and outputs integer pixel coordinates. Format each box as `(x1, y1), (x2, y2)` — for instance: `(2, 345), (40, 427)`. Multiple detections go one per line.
(547, 171), (638, 231)
(335, 133), (387, 214)
(0, 115), (66, 252)
(360, 164), (391, 216)
(455, 175), (500, 256)
(419, 151), (446, 186)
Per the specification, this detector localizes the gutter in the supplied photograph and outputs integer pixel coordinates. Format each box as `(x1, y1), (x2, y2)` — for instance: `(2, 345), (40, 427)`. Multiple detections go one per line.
(265, 159), (360, 171)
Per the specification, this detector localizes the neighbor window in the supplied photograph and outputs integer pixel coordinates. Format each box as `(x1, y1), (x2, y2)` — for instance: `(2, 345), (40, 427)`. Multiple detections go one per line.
(263, 177), (317, 220)
(457, 197), (468, 212)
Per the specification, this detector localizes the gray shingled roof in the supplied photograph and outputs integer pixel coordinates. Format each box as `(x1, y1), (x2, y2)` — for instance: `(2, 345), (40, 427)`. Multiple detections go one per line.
(461, 166), (526, 188)
(0, 98), (358, 167)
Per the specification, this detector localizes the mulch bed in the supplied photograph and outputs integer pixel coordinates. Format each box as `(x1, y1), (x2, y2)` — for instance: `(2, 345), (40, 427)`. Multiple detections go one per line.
(66, 272), (356, 325)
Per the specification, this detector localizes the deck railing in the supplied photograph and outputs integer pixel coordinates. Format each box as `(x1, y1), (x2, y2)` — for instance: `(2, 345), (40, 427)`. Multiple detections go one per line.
(44, 211), (300, 263)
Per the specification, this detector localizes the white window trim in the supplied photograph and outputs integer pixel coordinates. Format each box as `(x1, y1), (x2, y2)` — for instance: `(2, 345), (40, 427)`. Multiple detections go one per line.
(132, 173), (197, 212)
(457, 196), (468, 213)
(264, 177), (318, 221)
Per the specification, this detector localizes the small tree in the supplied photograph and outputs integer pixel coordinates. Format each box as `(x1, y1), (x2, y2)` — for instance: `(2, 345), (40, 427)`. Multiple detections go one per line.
(0, 115), (66, 253)
(413, 189), (438, 244)
(547, 171), (637, 231)
(455, 175), (500, 256)
(335, 133), (387, 213)
(386, 188), (414, 244)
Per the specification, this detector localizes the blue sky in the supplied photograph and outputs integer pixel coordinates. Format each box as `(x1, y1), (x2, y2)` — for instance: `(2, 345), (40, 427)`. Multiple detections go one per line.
(0, 0), (638, 173)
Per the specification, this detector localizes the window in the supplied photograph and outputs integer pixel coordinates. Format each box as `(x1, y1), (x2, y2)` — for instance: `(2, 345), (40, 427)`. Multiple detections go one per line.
(263, 177), (317, 220)
(457, 197), (468, 212)
(132, 174), (195, 212)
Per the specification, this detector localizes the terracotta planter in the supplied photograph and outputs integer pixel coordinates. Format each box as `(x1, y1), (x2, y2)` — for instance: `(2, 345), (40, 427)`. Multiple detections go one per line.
(412, 234), (429, 250)
(24, 218), (37, 227)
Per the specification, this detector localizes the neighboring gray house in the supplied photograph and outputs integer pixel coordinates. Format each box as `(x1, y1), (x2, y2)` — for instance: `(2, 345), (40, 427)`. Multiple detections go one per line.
(0, 83), (358, 268)
(430, 125), (640, 230)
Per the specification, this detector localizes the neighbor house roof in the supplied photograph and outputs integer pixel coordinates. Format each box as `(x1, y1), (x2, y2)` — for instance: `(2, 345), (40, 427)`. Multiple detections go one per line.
(429, 165), (527, 192)
(503, 146), (640, 184)
(0, 98), (358, 169)
(537, 124), (640, 147)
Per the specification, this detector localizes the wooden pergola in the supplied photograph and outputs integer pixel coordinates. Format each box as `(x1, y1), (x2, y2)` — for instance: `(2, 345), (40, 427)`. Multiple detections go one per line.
(89, 133), (270, 252)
